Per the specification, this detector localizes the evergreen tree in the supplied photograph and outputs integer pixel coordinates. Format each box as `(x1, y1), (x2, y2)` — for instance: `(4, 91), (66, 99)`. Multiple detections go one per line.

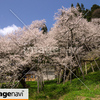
(81, 3), (85, 13)
(41, 24), (48, 34)
(83, 4), (100, 21)
(85, 9), (92, 22)
(76, 3), (81, 12)
(71, 4), (74, 7)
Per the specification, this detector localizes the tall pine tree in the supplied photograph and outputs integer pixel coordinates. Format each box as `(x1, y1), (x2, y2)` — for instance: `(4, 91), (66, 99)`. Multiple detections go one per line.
(41, 24), (48, 34)
(71, 4), (74, 7)
(76, 3), (81, 12)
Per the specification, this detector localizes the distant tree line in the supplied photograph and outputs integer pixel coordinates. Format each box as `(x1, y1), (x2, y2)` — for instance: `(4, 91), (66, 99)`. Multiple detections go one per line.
(71, 3), (100, 21)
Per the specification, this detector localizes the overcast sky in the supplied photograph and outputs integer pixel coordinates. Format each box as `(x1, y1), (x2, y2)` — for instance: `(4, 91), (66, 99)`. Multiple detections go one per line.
(0, 0), (100, 35)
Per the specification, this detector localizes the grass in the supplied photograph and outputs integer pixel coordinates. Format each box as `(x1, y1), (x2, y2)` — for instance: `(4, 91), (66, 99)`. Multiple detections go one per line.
(60, 71), (100, 100)
(17, 71), (100, 100)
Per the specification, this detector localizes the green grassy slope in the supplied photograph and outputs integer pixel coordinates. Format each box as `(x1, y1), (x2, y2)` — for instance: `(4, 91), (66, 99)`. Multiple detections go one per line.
(18, 71), (100, 100)
(59, 71), (100, 100)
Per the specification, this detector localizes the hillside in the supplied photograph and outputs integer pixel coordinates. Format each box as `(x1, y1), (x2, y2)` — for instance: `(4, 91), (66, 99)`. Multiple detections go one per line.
(17, 70), (100, 100)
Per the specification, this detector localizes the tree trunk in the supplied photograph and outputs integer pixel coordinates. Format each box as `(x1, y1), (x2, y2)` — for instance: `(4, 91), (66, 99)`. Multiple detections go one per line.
(42, 75), (44, 87)
(59, 70), (61, 84)
(20, 78), (28, 88)
(40, 78), (43, 90)
(65, 71), (70, 82)
(57, 72), (59, 84)
(94, 60), (100, 70)
(76, 67), (80, 76)
(75, 54), (84, 79)
(85, 62), (87, 75)
(63, 66), (66, 84)
(46, 68), (49, 80)
(70, 65), (72, 83)
(77, 55), (85, 79)
(37, 76), (40, 93)
(40, 76), (42, 91)
(90, 63), (94, 72)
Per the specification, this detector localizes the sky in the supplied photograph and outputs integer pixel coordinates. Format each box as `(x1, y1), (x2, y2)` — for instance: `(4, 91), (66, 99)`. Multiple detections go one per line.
(0, 0), (100, 35)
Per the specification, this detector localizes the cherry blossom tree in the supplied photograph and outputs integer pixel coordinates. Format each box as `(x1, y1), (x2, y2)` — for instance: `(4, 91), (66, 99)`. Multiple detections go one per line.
(49, 7), (100, 82)
(0, 6), (100, 93)
(0, 20), (49, 88)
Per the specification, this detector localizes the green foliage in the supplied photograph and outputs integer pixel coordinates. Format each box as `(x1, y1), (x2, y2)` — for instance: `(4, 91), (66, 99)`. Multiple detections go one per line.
(76, 3), (82, 12)
(41, 24), (48, 34)
(71, 3), (100, 21)
(85, 4), (100, 21)
(85, 98), (92, 100)
(81, 3), (85, 12)
(91, 4), (100, 13)
(1, 84), (7, 88)
(92, 8), (100, 18)
(71, 3), (74, 7)
(17, 70), (100, 100)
